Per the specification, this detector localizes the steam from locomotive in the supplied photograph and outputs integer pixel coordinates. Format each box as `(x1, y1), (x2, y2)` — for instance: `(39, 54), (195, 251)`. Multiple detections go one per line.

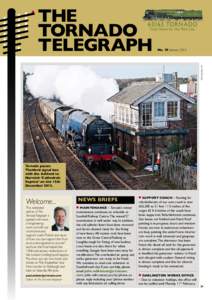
(26, 65), (119, 121)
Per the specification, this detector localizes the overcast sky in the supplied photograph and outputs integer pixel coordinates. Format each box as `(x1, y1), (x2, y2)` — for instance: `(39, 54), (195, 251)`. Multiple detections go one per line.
(23, 63), (198, 79)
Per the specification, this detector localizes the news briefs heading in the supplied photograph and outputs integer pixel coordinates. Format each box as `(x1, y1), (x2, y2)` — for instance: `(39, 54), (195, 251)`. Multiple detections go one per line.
(76, 196), (135, 204)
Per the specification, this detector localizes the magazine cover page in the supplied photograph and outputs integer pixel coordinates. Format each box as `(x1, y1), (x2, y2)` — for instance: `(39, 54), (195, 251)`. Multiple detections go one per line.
(0, 0), (212, 299)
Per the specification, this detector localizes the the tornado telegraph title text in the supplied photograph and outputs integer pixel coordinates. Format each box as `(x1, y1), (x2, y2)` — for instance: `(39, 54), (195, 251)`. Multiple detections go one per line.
(38, 9), (152, 52)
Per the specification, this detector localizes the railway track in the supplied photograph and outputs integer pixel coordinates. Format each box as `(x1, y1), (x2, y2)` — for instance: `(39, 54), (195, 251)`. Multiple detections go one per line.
(91, 163), (149, 190)
(92, 169), (131, 190)
(110, 164), (147, 189)
(25, 102), (74, 189)
(64, 147), (131, 190)
(24, 101), (40, 162)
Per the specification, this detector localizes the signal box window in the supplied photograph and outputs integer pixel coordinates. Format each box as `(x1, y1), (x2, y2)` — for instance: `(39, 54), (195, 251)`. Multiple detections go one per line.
(154, 102), (165, 117)
(142, 103), (152, 126)
(167, 101), (178, 118)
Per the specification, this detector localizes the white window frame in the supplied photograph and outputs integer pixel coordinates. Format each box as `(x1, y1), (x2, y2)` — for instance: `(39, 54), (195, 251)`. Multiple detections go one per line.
(154, 101), (165, 117)
(125, 107), (129, 124)
(142, 102), (152, 127)
(167, 101), (180, 120)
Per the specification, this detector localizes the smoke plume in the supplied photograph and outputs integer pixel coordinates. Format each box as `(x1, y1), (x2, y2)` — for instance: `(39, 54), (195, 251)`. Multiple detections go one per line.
(26, 65), (119, 121)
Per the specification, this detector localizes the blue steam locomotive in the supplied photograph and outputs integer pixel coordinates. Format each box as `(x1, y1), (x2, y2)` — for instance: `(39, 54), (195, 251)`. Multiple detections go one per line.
(39, 98), (117, 167)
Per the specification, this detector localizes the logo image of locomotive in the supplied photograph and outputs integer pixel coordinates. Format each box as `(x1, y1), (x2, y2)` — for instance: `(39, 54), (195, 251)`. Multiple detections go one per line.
(143, 9), (203, 20)
(39, 98), (117, 168)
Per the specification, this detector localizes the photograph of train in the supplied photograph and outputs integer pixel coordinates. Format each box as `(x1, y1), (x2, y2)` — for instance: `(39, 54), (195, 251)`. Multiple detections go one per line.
(23, 63), (198, 190)
(39, 98), (116, 168)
